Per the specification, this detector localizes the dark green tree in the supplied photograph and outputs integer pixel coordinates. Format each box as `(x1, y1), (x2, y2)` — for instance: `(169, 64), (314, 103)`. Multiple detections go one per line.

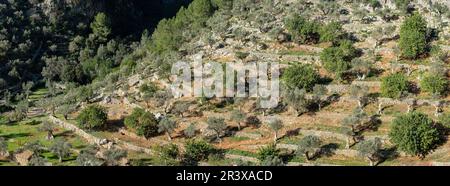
(389, 112), (441, 159)
(285, 14), (320, 44)
(77, 105), (108, 130)
(381, 73), (409, 98)
(257, 144), (280, 162)
(282, 64), (320, 91)
(399, 13), (427, 59)
(184, 140), (214, 162)
(420, 74), (448, 96)
(124, 108), (158, 138)
(90, 12), (111, 44)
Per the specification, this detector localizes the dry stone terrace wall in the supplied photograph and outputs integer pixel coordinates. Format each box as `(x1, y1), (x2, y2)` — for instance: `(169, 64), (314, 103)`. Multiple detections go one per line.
(48, 115), (102, 145)
(48, 116), (154, 155)
(276, 144), (360, 158)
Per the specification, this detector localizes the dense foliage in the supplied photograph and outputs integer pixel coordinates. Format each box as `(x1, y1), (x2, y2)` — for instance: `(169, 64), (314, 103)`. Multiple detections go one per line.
(389, 112), (441, 158)
(381, 73), (409, 98)
(0, 0), (193, 97)
(77, 105), (108, 130)
(282, 64), (320, 91)
(420, 74), (448, 96)
(124, 108), (158, 138)
(320, 40), (358, 78)
(399, 13), (428, 59)
(184, 139), (214, 162)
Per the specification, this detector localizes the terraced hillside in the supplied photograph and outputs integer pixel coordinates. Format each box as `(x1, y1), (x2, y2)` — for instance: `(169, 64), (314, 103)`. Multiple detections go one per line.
(1, 0), (449, 166)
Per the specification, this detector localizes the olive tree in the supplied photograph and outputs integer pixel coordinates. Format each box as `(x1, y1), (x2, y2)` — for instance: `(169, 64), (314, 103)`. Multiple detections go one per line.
(39, 120), (55, 140)
(184, 123), (197, 138)
(231, 109), (246, 131)
(267, 117), (283, 144)
(0, 137), (8, 157)
(438, 113), (450, 128)
(158, 117), (178, 141)
(356, 138), (382, 166)
(140, 82), (158, 108)
(297, 135), (322, 161)
(341, 108), (369, 148)
(284, 88), (312, 116)
(76, 145), (104, 166)
(351, 58), (372, 80)
(50, 139), (72, 163)
(57, 104), (76, 120)
(312, 84), (328, 111)
(349, 85), (369, 108)
(206, 117), (227, 142)
(103, 148), (128, 166)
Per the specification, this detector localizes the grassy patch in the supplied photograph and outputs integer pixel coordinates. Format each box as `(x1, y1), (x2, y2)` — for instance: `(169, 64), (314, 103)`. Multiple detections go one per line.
(227, 149), (257, 158)
(279, 50), (317, 56)
(228, 136), (251, 142)
(0, 115), (88, 166)
(28, 87), (49, 102)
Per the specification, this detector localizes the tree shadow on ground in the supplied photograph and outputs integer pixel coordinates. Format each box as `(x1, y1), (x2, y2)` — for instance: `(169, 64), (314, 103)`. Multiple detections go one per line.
(279, 148), (296, 163)
(359, 115), (383, 132)
(377, 147), (399, 165)
(317, 143), (339, 158)
(25, 120), (41, 126)
(0, 132), (31, 139)
(284, 128), (301, 138)
(105, 119), (124, 132)
(54, 130), (75, 138)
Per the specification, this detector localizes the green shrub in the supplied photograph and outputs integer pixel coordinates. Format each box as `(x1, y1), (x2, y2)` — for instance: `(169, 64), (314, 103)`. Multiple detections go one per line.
(256, 144), (280, 162)
(77, 105), (108, 130)
(124, 108), (158, 138)
(157, 143), (180, 163)
(320, 40), (357, 75)
(285, 14), (320, 44)
(381, 73), (409, 98)
(319, 21), (344, 43)
(399, 13), (427, 59)
(438, 113), (450, 128)
(184, 140), (214, 162)
(420, 74), (448, 96)
(282, 64), (320, 91)
(389, 112), (441, 158)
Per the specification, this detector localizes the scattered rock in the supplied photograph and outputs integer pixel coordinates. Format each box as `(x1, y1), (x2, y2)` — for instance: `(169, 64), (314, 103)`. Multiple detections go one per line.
(14, 150), (34, 166)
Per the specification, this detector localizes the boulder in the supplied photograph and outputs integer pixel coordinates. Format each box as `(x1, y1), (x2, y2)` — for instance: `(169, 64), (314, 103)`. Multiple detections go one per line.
(128, 74), (141, 87)
(14, 150), (34, 166)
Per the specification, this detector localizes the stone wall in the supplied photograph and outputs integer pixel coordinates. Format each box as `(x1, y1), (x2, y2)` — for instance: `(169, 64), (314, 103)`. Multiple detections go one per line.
(49, 116), (154, 155)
